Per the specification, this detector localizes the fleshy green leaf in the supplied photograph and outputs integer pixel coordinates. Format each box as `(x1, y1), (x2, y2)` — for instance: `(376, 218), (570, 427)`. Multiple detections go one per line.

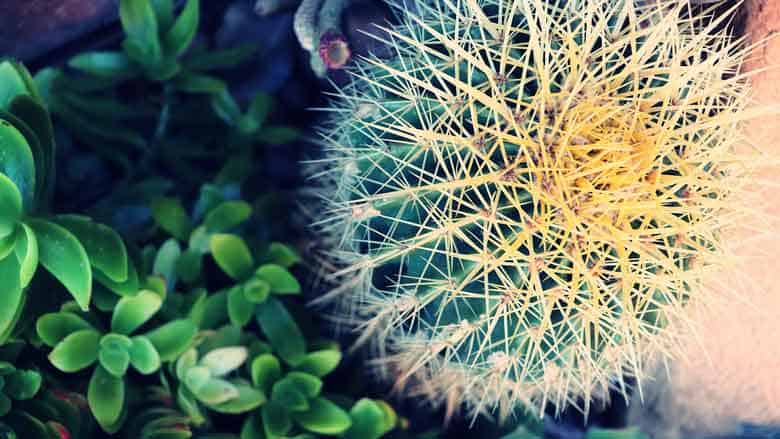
(266, 242), (301, 268)
(243, 279), (270, 304)
(192, 377), (239, 405)
(262, 402), (292, 438)
(285, 372), (322, 399)
(345, 399), (396, 439)
(0, 120), (35, 211)
(153, 238), (181, 289)
(68, 51), (138, 78)
(54, 215), (128, 283)
(128, 335), (161, 374)
(228, 285), (254, 327)
(173, 73), (226, 94)
(250, 354), (282, 392)
(295, 349), (342, 377)
(210, 234), (253, 280)
(246, 94), (271, 129)
(150, 0), (174, 30)
(111, 290), (162, 335)
(255, 264), (300, 295)
(163, 0), (199, 57)
(271, 377), (309, 412)
(150, 197), (192, 241)
(200, 346), (248, 377)
(210, 91), (241, 126)
(119, 0), (162, 67)
(176, 248), (202, 284)
(0, 173), (21, 238)
(36, 312), (94, 347)
(211, 383), (266, 414)
(48, 329), (101, 372)
(7, 95), (54, 207)
(4, 369), (42, 400)
(0, 251), (23, 343)
(28, 219), (91, 310)
(204, 201), (251, 233)
(95, 256), (139, 296)
(145, 319), (196, 361)
(14, 222), (37, 287)
(88, 365), (125, 432)
(255, 298), (306, 366)
(0, 61), (31, 108)
(292, 397), (352, 435)
(98, 341), (130, 378)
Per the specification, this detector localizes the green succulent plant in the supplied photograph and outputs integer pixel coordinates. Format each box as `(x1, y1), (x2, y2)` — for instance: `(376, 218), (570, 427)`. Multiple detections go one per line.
(0, 61), (131, 342)
(307, 0), (766, 421)
(37, 291), (196, 433)
(35, 0), (298, 188)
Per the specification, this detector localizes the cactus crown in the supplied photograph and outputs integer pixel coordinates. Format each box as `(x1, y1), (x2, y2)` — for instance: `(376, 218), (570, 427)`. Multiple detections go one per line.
(308, 0), (765, 420)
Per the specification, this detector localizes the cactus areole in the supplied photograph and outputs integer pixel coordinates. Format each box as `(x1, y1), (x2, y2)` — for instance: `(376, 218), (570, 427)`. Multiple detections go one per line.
(309, 0), (764, 419)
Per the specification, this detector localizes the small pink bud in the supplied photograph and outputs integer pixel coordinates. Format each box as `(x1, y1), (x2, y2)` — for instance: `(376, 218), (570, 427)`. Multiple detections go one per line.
(319, 30), (351, 70)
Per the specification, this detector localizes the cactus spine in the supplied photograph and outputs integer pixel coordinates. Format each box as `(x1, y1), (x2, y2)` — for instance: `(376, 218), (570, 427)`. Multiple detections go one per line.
(307, 0), (768, 420)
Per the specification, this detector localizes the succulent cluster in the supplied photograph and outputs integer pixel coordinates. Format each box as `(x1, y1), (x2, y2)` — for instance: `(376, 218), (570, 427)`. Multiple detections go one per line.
(308, 0), (765, 419)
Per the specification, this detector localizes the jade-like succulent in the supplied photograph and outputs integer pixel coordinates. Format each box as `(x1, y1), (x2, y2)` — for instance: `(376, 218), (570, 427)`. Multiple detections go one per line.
(37, 291), (196, 433)
(308, 0), (768, 419)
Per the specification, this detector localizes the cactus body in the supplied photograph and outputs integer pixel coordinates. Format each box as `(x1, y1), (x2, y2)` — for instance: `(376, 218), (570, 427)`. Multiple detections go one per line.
(308, 0), (766, 419)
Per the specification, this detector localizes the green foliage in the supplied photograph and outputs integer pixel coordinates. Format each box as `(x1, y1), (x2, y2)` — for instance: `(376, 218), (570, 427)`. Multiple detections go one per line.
(37, 0), (298, 190)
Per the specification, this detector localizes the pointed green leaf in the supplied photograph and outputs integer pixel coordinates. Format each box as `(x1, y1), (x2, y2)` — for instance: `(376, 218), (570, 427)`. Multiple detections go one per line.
(95, 256), (139, 296)
(153, 238), (181, 288)
(128, 335), (160, 374)
(7, 95), (54, 208)
(48, 329), (100, 372)
(192, 377), (239, 405)
(0, 173), (21, 238)
(262, 402), (292, 438)
(200, 346), (248, 377)
(150, 197), (191, 241)
(145, 319), (196, 361)
(211, 383), (266, 414)
(36, 312), (94, 347)
(255, 264), (300, 295)
(255, 298), (305, 366)
(54, 215), (128, 282)
(28, 219), (91, 310)
(68, 51), (138, 78)
(163, 0), (199, 57)
(0, 228), (16, 260)
(285, 372), (322, 399)
(88, 365), (125, 432)
(210, 90), (241, 126)
(173, 73), (226, 94)
(267, 242), (301, 268)
(204, 201), (251, 233)
(0, 254), (23, 344)
(14, 222), (37, 287)
(4, 369), (42, 400)
(119, 0), (162, 66)
(250, 354), (281, 392)
(0, 61), (31, 108)
(150, 0), (174, 30)
(295, 349), (341, 377)
(210, 234), (253, 280)
(345, 399), (396, 439)
(111, 290), (162, 335)
(228, 285), (253, 327)
(243, 279), (270, 304)
(99, 342), (130, 378)
(0, 120), (34, 211)
(246, 94), (271, 129)
(271, 377), (309, 412)
(292, 397), (352, 435)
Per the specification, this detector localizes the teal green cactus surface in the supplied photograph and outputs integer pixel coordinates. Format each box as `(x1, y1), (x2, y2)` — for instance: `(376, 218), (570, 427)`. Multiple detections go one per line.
(307, 0), (767, 419)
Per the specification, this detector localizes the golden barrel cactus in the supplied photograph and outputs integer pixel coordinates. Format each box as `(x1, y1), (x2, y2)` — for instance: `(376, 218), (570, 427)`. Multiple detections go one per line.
(306, 0), (770, 420)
